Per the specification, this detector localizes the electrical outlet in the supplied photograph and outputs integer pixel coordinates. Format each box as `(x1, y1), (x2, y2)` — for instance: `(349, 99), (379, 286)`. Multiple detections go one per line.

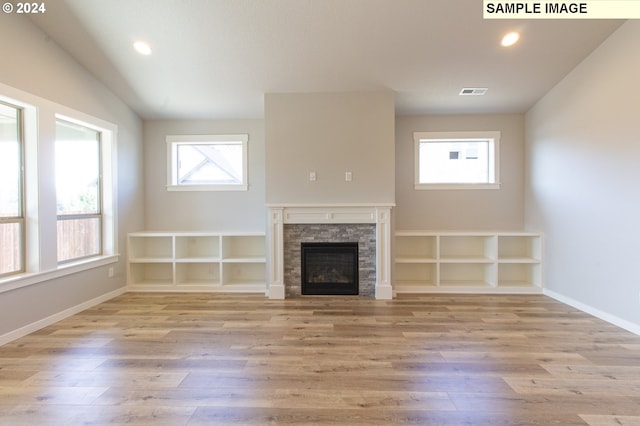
(309, 171), (316, 181)
(108, 267), (114, 278)
(345, 171), (352, 181)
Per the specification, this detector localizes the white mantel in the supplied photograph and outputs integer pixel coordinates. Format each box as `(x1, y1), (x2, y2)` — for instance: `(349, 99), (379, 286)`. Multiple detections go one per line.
(266, 204), (394, 299)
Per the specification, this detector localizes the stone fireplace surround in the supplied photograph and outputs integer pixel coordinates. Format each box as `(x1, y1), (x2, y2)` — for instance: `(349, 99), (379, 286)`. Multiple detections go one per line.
(287, 225), (374, 297)
(266, 204), (394, 299)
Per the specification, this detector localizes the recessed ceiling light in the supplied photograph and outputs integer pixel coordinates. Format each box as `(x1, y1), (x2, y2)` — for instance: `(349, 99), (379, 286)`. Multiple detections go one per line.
(501, 32), (520, 47)
(133, 41), (152, 55)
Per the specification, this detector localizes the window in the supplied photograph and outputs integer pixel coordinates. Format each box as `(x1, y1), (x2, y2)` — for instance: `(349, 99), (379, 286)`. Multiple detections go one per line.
(167, 134), (248, 191)
(55, 119), (102, 262)
(1, 82), (118, 291)
(0, 101), (24, 277)
(414, 131), (500, 189)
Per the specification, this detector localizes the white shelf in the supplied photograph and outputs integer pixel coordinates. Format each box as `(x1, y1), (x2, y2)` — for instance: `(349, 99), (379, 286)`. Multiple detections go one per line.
(394, 231), (542, 294)
(175, 262), (221, 286)
(222, 235), (265, 260)
(395, 234), (437, 262)
(395, 263), (437, 287)
(439, 235), (496, 261)
(127, 232), (266, 292)
(129, 234), (173, 261)
(498, 235), (541, 262)
(128, 263), (174, 286)
(497, 263), (542, 287)
(175, 235), (220, 260)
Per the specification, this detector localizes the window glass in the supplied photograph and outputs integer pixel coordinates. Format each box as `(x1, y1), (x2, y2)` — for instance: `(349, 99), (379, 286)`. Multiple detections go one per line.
(56, 119), (102, 262)
(419, 140), (492, 184)
(167, 134), (248, 191)
(414, 131), (500, 189)
(0, 102), (24, 276)
(0, 103), (21, 217)
(56, 217), (101, 263)
(176, 142), (243, 185)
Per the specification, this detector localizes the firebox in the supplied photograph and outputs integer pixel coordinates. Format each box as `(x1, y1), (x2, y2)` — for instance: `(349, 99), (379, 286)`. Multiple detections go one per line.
(301, 242), (359, 295)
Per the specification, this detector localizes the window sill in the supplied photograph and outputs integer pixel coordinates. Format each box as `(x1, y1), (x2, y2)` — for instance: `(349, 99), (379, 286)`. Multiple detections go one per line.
(166, 184), (248, 192)
(415, 183), (501, 190)
(0, 254), (119, 295)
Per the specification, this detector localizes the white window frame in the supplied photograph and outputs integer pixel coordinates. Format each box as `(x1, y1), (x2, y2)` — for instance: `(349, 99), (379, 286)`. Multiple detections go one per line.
(0, 101), (25, 278)
(0, 81), (118, 294)
(166, 134), (248, 191)
(54, 112), (117, 265)
(414, 131), (501, 190)
(55, 116), (108, 264)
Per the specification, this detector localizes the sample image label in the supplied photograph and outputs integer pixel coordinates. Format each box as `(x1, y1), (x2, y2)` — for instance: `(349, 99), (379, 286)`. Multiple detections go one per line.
(483, 1), (640, 19)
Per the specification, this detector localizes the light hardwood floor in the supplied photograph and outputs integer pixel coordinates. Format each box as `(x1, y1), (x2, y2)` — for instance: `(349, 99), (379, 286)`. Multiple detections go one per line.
(1, 293), (639, 425)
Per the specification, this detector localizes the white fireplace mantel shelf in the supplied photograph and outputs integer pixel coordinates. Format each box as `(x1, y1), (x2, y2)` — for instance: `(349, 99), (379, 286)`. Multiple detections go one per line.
(267, 204), (394, 225)
(266, 204), (394, 300)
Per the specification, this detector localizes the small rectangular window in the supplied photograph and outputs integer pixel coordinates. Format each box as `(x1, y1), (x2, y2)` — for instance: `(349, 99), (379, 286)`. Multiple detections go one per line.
(55, 119), (102, 262)
(167, 134), (248, 191)
(0, 101), (24, 277)
(414, 131), (500, 190)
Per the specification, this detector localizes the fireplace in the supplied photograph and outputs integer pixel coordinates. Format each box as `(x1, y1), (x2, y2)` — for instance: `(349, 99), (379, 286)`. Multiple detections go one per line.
(266, 204), (394, 300)
(301, 242), (358, 295)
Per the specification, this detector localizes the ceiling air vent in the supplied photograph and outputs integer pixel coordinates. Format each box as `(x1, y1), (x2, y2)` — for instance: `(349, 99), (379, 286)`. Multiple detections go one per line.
(459, 87), (488, 96)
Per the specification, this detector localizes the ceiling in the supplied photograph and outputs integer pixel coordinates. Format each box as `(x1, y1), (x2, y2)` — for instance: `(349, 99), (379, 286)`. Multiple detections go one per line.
(29, 0), (623, 119)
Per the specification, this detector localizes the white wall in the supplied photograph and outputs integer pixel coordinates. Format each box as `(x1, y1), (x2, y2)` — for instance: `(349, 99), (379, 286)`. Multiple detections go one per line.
(0, 15), (143, 338)
(525, 21), (640, 332)
(265, 92), (395, 205)
(143, 119), (266, 231)
(395, 114), (525, 230)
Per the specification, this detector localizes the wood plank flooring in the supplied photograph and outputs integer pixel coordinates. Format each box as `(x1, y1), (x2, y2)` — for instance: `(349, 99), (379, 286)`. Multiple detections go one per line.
(1, 293), (639, 425)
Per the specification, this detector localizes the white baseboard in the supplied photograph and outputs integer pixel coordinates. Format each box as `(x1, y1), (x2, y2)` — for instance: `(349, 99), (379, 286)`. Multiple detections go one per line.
(544, 289), (640, 336)
(0, 287), (127, 346)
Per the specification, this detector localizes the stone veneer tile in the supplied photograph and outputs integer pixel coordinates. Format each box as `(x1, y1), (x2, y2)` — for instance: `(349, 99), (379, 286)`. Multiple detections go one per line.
(283, 224), (376, 297)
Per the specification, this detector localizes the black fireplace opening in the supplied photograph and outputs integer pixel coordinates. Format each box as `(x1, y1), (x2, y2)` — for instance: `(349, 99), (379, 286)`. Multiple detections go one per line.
(301, 242), (359, 295)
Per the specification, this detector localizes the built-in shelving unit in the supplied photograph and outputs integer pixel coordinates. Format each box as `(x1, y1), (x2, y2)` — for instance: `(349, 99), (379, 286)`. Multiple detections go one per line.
(394, 232), (542, 293)
(127, 232), (266, 292)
